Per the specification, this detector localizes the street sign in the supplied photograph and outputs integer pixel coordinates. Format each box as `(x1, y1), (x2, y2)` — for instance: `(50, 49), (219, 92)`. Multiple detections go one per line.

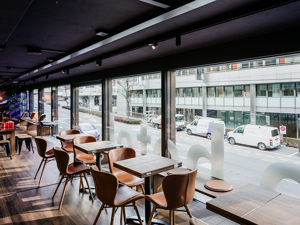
(195, 116), (199, 120)
(154, 115), (158, 118)
(280, 126), (286, 134)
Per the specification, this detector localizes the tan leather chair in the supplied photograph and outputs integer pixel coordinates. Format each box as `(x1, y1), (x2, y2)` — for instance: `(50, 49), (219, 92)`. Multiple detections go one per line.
(146, 169), (198, 225)
(52, 147), (94, 209)
(34, 137), (55, 185)
(59, 129), (80, 153)
(108, 148), (145, 194)
(90, 166), (144, 225)
(73, 135), (103, 165)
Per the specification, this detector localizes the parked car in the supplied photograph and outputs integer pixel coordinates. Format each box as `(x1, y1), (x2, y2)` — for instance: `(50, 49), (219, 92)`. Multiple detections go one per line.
(227, 125), (280, 150)
(79, 123), (100, 140)
(152, 114), (186, 130)
(186, 117), (225, 140)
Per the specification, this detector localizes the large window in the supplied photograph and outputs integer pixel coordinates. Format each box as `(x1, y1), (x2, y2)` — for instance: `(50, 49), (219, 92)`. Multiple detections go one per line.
(234, 85), (243, 97)
(216, 87), (223, 97)
(208, 87), (215, 97)
(44, 87), (51, 121)
(282, 83), (294, 96)
(225, 86), (233, 97)
(192, 87), (199, 97)
(184, 88), (192, 97)
(257, 85), (267, 96)
(268, 84), (280, 97)
(33, 89), (38, 118)
(57, 85), (71, 134)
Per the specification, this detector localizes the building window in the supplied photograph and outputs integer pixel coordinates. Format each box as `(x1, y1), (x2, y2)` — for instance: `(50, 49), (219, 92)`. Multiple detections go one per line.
(268, 84), (280, 97)
(225, 86), (233, 97)
(234, 85), (243, 97)
(184, 88), (192, 97)
(256, 85), (267, 96)
(216, 87), (223, 97)
(208, 87), (215, 97)
(296, 83), (300, 97)
(178, 88), (184, 97)
(282, 83), (294, 97)
(192, 87), (199, 97)
(244, 85), (250, 98)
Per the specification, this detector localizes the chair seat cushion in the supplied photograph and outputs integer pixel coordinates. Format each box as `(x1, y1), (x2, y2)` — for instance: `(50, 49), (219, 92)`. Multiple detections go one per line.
(62, 146), (73, 152)
(0, 140), (10, 144)
(116, 172), (144, 187)
(18, 135), (32, 139)
(45, 149), (55, 158)
(114, 184), (144, 206)
(145, 192), (167, 208)
(67, 163), (90, 175)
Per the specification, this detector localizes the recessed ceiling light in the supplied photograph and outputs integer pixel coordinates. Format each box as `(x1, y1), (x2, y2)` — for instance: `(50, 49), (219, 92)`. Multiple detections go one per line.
(152, 42), (158, 50)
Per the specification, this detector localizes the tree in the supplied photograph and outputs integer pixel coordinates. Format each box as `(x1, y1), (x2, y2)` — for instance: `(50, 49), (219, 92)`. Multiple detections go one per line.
(116, 78), (137, 117)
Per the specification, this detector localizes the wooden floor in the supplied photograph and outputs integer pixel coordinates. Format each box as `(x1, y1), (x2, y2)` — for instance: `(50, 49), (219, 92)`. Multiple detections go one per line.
(0, 133), (238, 225)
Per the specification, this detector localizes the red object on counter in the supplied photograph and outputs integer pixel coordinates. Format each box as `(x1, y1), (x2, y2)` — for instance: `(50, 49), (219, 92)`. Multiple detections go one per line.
(1, 123), (5, 129)
(5, 122), (10, 128)
(9, 122), (14, 129)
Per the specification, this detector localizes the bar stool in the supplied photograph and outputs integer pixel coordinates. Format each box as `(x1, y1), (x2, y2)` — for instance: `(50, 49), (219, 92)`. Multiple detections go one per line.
(52, 147), (94, 209)
(0, 140), (12, 159)
(17, 135), (34, 155)
(146, 169), (197, 225)
(59, 130), (80, 153)
(90, 166), (144, 225)
(34, 137), (55, 185)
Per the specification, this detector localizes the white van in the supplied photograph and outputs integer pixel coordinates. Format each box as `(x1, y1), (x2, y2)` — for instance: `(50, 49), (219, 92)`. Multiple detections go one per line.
(227, 125), (280, 150)
(145, 111), (155, 123)
(186, 117), (225, 140)
(152, 114), (186, 130)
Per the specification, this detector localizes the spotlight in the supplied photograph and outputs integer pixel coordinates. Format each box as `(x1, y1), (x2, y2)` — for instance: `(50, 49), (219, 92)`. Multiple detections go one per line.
(152, 42), (158, 50)
(62, 69), (69, 74)
(176, 35), (181, 47)
(62, 70), (65, 74)
(46, 75), (48, 79)
(96, 59), (102, 67)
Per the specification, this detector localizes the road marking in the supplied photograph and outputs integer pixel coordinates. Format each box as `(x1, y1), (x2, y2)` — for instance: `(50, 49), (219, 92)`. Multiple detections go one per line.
(261, 159), (274, 163)
(289, 152), (299, 157)
(237, 153), (249, 157)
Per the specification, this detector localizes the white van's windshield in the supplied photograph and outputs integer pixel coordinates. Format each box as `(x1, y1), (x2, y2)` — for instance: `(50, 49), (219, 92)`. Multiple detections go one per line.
(176, 116), (185, 122)
(271, 129), (279, 137)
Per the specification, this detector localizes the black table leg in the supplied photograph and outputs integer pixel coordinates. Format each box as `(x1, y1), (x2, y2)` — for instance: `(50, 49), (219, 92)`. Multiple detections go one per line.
(96, 152), (101, 170)
(127, 176), (169, 225)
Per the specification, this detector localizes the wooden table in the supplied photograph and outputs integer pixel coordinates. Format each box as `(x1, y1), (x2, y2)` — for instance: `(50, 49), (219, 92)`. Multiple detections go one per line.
(0, 128), (15, 156)
(20, 118), (51, 136)
(114, 154), (182, 225)
(56, 133), (89, 142)
(74, 141), (123, 169)
(206, 184), (299, 224)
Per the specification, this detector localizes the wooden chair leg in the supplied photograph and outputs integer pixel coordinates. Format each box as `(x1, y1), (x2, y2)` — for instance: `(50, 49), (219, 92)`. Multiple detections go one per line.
(172, 210), (175, 225)
(34, 159), (44, 179)
(140, 184), (145, 194)
(30, 138), (34, 153)
(169, 210), (173, 225)
(147, 205), (157, 225)
(80, 173), (85, 192)
(38, 159), (47, 186)
(133, 201), (143, 225)
(123, 206), (127, 224)
(120, 206), (123, 225)
(58, 175), (69, 210)
(110, 206), (115, 225)
(93, 202), (105, 225)
(52, 175), (64, 200)
(184, 204), (193, 218)
(83, 172), (94, 201)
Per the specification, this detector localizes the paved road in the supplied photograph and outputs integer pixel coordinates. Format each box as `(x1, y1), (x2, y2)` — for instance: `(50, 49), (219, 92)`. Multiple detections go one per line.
(44, 103), (300, 199)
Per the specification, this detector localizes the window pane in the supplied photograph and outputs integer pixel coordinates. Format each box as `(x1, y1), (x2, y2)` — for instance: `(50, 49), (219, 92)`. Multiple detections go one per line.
(57, 85), (71, 134)
(43, 87), (51, 121)
(208, 87), (215, 97)
(244, 85), (250, 98)
(192, 88), (199, 97)
(235, 111), (243, 128)
(199, 87), (202, 97)
(268, 84), (280, 97)
(185, 88), (192, 97)
(178, 88), (184, 97)
(243, 111), (250, 125)
(225, 111), (234, 129)
(296, 83), (300, 97)
(256, 85), (267, 96)
(282, 83), (294, 96)
(33, 89), (38, 118)
(234, 85), (243, 97)
(216, 87), (223, 97)
(225, 86), (233, 97)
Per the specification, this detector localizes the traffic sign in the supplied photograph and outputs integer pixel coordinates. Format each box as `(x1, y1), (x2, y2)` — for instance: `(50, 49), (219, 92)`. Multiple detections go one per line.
(280, 126), (286, 134)
(195, 116), (199, 120)
(154, 115), (158, 118)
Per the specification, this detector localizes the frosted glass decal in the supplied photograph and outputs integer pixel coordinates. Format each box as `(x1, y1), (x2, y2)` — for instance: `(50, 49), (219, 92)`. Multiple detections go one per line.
(260, 162), (300, 191)
(210, 123), (224, 179)
(153, 139), (179, 161)
(186, 145), (211, 170)
(117, 130), (133, 148)
(137, 124), (151, 155)
(109, 113), (114, 142)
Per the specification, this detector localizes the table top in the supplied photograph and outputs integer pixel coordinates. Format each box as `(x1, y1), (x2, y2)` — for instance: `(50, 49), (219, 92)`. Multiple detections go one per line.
(74, 141), (123, 154)
(242, 194), (300, 225)
(206, 184), (281, 223)
(56, 133), (89, 142)
(113, 154), (182, 178)
(0, 128), (16, 132)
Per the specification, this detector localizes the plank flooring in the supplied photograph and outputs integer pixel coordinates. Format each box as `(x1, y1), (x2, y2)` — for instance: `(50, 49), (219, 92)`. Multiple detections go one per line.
(0, 133), (238, 225)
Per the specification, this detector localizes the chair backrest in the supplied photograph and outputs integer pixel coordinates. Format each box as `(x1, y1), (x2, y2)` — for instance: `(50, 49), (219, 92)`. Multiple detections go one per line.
(73, 136), (96, 160)
(35, 136), (47, 158)
(53, 147), (70, 175)
(163, 173), (189, 210)
(30, 112), (36, 119)
(59, 129), (80, 150)
(108, 148), (136, 175)
(185, 169), (198, 204)
(90, 165), (118, 206)
(20, 112), (27, 119)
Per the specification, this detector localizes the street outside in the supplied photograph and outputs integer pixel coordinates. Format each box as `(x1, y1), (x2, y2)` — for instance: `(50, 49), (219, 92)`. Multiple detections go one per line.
(44, 101), (300, 199)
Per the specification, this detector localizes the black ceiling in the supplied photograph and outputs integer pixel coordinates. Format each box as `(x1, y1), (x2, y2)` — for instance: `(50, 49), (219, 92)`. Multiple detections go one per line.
(0, 0), (300, 88)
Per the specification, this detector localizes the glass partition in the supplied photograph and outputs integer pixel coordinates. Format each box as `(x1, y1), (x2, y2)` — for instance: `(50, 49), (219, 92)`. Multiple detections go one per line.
(57, 85), (71, 134)
(44, 87), (51, 121)
(33, 89), (38, 118)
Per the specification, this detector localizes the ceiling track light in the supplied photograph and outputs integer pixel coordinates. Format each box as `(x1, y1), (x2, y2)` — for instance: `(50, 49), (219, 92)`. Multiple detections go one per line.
(62, 69), (69, 74)
(152, 42), (158, 50)
(176, 35), (181, 47)
(96, 59), (102, 67)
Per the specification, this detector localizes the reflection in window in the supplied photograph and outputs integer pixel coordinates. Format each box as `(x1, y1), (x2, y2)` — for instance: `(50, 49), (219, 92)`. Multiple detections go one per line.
(296, 83), (300, 97)
(244, 85), (250, 98)
(192, 88), (199, 97)
(185, 88), (192, 97)
(282, 83), (294, 96)
(268, 84), (280, 97)
(216, 87), (223, 97)
(257, 85), (267, 96)
(208, 87), (215, 97)
(225, 86), (233, 97)
(57, 85), (71, 134)
(234, 86), (243, 97)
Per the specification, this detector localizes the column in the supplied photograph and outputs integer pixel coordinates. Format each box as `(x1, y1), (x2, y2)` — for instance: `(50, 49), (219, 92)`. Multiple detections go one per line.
(250, 84), (256, 125)
(71, 84), (79, 130)
(102, 79), (112, 141)
(51, 86), (58, 135)
(202, 87), (207, 117)
(29, 89), (34, 113)
(143, 89), (146, 118)
(38, 88), (44, 119)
